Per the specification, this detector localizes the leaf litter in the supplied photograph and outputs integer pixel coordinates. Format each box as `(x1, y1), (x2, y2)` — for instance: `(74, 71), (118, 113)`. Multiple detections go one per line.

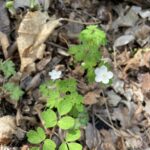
(0, 0), (150, 149)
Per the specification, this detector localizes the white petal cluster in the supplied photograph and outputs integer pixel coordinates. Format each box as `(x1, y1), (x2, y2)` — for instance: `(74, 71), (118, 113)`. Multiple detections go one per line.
(95, 65), (113, 84)
(49, 69), (62, 81)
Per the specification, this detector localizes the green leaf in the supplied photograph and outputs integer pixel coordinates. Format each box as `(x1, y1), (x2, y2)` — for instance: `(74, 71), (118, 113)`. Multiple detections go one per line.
(59, 143), (68, 150)
(79, 25), (106, 47)
(41, 109), (57, 128)
(5, 1), (14, 9)
(43, 139), (56, 150)
(86, 67), (95, 83)
(66, 129), (81, 142)
(3, 82), (24, 101)
(56, 79), (77, 94)
(30, 147), (40, 150)
(59, 142), (83, 150)
(75, 104), (84, 112)
(39, 84), (50, 98)
(0, 59), (16, 78)
(68, 26), (107, 83)
(64, 92), (83, 105)
(58, 116), (75, 130)
(68, 142), (82, 150)
(27, 127), (46, 144)
(47, 90), (61, 108)
(57, 99), (73, 116)
(69, 45), (86, 62)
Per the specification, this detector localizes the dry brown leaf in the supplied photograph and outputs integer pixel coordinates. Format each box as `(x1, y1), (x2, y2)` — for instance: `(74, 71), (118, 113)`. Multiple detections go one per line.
(100, 129), (116, 150)
(17, 11), (61, 73)
(21, 145), (29, 150)
(0, 116), (16, 145)
(138, 73), (150, 93)
(116, 50), (130, 66)
(72, 65), (84, 78)
(83, 92), (99, 105)
(123, 49), (150, 74)
(0, 31), (9, 59)
(116, 137), (126, 150)
(85, 123), (100, 149)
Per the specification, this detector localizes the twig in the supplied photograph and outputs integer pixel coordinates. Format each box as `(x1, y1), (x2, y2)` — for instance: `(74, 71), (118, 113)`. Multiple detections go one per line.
(46, 41), (67, 50)
(59, 18), (101, 25)
(34, 107), (47, 131)
(104, 100), (115, 132)
(101, 91), (117, 135)
(95, 113), (120, 136)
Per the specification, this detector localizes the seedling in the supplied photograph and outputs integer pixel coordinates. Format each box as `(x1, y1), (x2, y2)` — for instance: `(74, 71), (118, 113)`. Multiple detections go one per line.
(27, 78), (88, 150)
(5, 1), (16, 15)
(5, 0), (40, 12)
(0, 59), (16, 78)
(0, 59), (24, 101)
(27, 26), (113, 150)
(69, 25), (108, 82)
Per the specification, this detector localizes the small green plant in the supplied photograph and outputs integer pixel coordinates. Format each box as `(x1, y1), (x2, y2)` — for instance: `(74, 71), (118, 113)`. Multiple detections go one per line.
(29, 0), (39, 10)
(69, 25), (107, 82)
(0, 59), (16, 78)
(27, 78), (88, 150)
(3, 82), (24, 101)
(27, 127), (56, 150)
(5, 0), (40, 12)
(5, 0), (16, 15)
(0, 59), (24, 101)
(27, 26), (113, 150)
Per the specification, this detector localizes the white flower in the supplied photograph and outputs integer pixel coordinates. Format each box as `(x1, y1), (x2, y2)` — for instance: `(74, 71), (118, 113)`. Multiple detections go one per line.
(49, 69), (62, 80)
(95, 65), (113, 84)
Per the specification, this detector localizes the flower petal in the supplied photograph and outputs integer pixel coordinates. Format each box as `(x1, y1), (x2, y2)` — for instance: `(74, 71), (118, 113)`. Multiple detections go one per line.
(99, 65), (108, 72)
(107, 71), (113, 79)
(95, 75), (103, 82)
(102, 78), (109, 84)
(94, 68), (101, 74)
(95, 65), (107, 76)
(49, 70), (62, 80)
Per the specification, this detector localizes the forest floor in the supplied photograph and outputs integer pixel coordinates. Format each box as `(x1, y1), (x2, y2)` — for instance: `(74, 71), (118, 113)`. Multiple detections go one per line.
(0, 0), (150, 150)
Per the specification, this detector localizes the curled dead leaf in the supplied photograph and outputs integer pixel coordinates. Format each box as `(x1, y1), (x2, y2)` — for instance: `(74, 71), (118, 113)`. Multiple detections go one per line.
(123, 49), (150, 75)
(17, 11), (61, 73)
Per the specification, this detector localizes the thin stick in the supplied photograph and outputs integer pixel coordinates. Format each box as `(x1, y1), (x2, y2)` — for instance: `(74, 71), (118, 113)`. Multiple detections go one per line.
(46, 41), (67, 50)
(104, 100), (115, 131)
(95, 113), (120, 136)
(59, 18), (101, 25)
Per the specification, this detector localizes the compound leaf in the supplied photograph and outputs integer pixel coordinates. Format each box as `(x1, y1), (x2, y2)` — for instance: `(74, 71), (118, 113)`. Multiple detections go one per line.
(27, 127), (46, 144)
(59, 143), (68, 150)
(41, 109), (57, 128)
(43, 139), (56, 150)
(66, 129), (81, 142)
(68, 142), (82, 150)
(3, 82), (24, 101)
(57, 99), (73, 116)
(0, 60), (16, 78)
(58, 116), (75, 130)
